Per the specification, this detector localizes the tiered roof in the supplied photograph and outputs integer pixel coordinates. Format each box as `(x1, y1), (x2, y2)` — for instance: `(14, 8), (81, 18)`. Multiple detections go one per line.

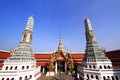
(34, 54), (51, 66)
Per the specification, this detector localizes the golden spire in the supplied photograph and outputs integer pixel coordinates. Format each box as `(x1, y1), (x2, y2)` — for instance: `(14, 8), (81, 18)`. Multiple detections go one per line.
(58, 33), (64, 51)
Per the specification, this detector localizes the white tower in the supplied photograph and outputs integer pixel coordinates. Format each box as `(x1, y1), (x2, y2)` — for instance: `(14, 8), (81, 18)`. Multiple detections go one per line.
(77, 18), (120, 80)
(0, 16), (41, 80)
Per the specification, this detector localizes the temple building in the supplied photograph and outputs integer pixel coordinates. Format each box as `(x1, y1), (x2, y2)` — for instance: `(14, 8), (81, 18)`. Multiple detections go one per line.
(0, 16), (120, 79)
(77, 18), (120, 80)
(0, 16), (41, 80)
(45, 34), (75, 75)
(34, 50), (84, 74)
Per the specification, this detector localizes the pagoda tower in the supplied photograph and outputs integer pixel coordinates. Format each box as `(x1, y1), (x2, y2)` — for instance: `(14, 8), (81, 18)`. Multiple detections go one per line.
(46, 34), (74, 76)
(55, 34), (74, 73)
(55, 34), (68, 73)
(56, 34), (66, 59)
(83, 18), (109, 63)
(77, 18), (120, 80)
(0, 16), (41, 80)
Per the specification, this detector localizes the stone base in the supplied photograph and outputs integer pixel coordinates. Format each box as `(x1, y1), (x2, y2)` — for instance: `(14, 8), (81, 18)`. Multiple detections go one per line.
(46, 72), (55, 76)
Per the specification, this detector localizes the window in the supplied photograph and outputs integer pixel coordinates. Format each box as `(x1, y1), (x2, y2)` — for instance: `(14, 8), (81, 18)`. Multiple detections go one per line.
(115, 76), (118, 80)
(11, 78), (14, 80)
(100, 66), (102, 69)
(91, 75), (93, 79)
(111, 76), (114, 80)
(104, 66), (106, 69)
(30, 75), (32, 79)
(5, 66), (8, 70)
(108, 65), (110, 69)
(22, 66), (24, 70)
(107, 76), (110, 78)
(93, 65), (96, 69)
(103, 76), (106, 80)
(89, 65), (91, 68)
(6, 78), (9, 80)
(15, 66), (17, 70)
(10, 66), (13, 70)
(27, 66), (29, 69)
(25, 76), (27, 80)
(2, 78), (4, 80)
(96, 75), (98, 79)
(87, 74), (89, 79)
(19, 77), (22, 80)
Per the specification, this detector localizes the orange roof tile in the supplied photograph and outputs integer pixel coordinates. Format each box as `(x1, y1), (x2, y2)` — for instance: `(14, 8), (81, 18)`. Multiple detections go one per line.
(34, 54), (51, 59)
(36, 60), (49, 62)
(0, 51), (10, 58)
(36, 62), (47, 67)
(71, 54), (84, 59)
(73, 60), (82, 62)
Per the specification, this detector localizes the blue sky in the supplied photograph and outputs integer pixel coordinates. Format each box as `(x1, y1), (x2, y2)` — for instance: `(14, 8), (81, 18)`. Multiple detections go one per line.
(0, 0), (120, 52)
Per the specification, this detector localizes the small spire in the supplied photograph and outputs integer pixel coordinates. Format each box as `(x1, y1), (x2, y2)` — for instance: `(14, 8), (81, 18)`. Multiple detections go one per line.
(101, 48), (106, 53)
(58, 33), (64, 51)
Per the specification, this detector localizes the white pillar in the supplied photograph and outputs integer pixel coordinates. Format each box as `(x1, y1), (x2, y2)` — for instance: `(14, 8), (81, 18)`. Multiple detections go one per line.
(55, 62), (57, 74)
(77, 73), (80, 78)
(42, 67), (45, 73)
(65, 62), (67, 73)
(84, 74), (87, 80)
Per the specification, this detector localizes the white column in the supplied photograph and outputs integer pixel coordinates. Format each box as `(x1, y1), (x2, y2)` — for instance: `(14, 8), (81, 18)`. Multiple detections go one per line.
(65, 62), (67, 73)
(77, 73), (80, 78)
(84, 74), (87, 80)
(55, 62), (57, 74)
(42, 67), (45, 73)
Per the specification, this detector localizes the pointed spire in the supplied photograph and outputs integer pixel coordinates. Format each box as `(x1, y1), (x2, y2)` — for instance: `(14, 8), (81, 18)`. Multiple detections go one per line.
(25, 16), (34, 32)
(84, 17), (96, 42)
(58, 33), (64, 51)
(83, 18), (108, 62)
(84, 17), (93, 31)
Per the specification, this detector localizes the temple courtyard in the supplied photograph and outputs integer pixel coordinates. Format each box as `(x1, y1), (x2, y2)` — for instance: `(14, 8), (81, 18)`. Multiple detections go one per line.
(37, 73), (76, 80)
